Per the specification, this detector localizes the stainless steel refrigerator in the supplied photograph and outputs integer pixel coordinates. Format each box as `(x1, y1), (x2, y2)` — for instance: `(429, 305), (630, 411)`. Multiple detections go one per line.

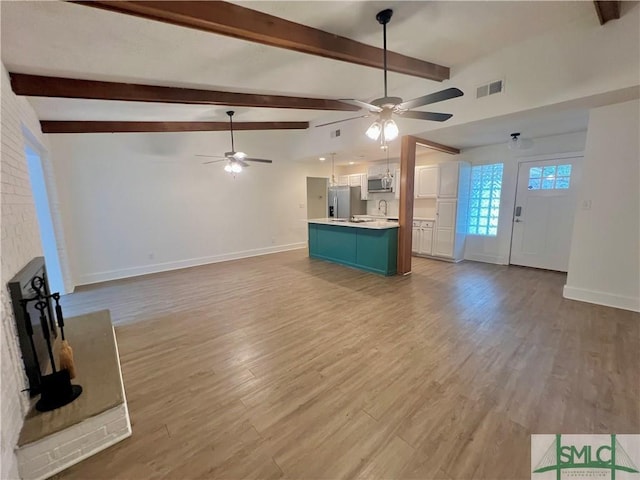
(328, 186), (367, 219)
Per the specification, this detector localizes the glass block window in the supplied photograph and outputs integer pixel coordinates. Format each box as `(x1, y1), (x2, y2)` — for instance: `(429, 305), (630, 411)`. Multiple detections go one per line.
(468, 163), (503, 236)
(528, 164), (572, 190)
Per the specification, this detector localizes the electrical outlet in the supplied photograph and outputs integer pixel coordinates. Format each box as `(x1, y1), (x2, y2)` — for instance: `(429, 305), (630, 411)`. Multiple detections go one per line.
(581, 200), (592, 210)
(299, 203), (305, 209)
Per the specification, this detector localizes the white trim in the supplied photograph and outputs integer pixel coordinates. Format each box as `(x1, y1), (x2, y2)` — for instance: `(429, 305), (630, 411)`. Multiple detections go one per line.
(563, 285), (640, 312)
(76, 242), (307, 286)
(464, 252), (509, 265)
(513, 151), (584, 162)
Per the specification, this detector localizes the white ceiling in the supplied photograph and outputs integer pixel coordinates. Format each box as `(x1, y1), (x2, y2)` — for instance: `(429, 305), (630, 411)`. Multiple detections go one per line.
(2, 1), (594, 119)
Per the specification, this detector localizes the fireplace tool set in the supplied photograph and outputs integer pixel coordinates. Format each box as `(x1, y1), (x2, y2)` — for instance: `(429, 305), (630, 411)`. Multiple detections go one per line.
(20, 276), (82, 412)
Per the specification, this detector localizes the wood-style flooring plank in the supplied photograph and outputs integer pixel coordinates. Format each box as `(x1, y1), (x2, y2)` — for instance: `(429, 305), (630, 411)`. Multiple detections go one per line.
(54, 250), (639, 480)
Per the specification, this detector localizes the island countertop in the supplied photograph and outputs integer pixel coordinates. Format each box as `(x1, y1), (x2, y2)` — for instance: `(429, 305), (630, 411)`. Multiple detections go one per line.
(307, 218), (399, 230)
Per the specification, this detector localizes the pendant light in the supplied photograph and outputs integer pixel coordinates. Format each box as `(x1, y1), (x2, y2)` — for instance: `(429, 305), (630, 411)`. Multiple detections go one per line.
(330, 153), (337, 186)
(381, 145), (393, 190)
(507, 132), (534, 150)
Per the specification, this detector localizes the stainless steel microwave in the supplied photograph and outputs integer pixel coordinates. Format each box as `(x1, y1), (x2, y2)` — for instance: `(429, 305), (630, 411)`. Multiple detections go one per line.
(367, 176), (392, 193)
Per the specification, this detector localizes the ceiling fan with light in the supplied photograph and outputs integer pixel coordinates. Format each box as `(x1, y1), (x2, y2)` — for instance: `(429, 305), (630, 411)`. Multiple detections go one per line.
(197, 111), (274, 174)
(317, 9), (464, 146)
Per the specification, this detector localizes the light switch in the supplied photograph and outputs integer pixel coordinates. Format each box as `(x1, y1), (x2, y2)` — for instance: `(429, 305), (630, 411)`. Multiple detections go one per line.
(581, 200), (592, 210)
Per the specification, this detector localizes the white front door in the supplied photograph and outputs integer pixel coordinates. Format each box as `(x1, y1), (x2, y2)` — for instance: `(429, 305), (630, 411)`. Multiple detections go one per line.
(510, 157), (581, 271)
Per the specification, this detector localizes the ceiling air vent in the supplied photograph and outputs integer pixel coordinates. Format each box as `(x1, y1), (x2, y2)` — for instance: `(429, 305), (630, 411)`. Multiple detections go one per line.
(330, 129), (341, 138)
(476, 79), (504, 98)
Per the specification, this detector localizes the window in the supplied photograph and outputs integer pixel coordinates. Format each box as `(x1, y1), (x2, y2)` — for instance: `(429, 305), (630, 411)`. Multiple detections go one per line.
(468, 163), (503, 236)
(528, 164), (572, 190)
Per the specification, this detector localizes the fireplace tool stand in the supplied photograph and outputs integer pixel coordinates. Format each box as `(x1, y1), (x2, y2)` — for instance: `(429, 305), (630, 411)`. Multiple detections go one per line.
(20, 276), (82, 412)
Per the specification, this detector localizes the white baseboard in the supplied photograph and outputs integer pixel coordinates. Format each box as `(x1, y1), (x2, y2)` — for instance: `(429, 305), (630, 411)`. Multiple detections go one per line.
(463, 252), (509, 265)
(563, 285), (640, 312)
(76, 242), (307, 286)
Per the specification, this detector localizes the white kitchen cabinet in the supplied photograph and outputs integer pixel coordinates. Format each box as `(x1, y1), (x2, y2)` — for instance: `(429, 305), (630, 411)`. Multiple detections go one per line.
(359, 174), (369, 200)
(394, 168), (401, 199)
(411, 161), (470, 262)
(348, 174), (361, 187)
(411, 223), (420, 254)
(433, 227), (454, 257)
(415, 165), (438, 198)
(336, 173), (368, 199)
(437, 162), (459, 198)
(434, 200), (456, 257)
(411, 220), (434, 257)
(419, 222), (434, 255)
(431, 161), (471, 261)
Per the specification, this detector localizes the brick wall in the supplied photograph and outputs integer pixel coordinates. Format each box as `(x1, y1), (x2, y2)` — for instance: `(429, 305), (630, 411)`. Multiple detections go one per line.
(1, 63), (51, 480)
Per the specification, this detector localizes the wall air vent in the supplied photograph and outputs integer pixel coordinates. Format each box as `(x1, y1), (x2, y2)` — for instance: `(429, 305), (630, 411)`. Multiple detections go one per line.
(330, 129), (341, 138)
(476, 79), (504, 98)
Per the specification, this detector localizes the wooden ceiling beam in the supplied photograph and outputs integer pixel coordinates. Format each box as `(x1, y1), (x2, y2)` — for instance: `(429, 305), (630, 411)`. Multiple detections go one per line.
(593, 1), (621, 25)
(40, 121), (309, 134)
(71, 1), (450, 82)
(415, 137), (460, 155)
(10, 73), (359, 111)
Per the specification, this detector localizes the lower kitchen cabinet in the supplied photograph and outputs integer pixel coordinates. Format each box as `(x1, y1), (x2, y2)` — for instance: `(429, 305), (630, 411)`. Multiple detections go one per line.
(412, 220), (434, 256)
(308, 222), (398, 276)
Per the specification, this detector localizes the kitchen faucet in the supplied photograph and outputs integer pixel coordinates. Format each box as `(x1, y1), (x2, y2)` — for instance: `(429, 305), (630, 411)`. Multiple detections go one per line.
(378, 199), (388, 216)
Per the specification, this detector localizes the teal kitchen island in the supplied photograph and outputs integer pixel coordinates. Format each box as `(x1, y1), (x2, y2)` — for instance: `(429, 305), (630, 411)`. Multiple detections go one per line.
(307, 219), (399, 276)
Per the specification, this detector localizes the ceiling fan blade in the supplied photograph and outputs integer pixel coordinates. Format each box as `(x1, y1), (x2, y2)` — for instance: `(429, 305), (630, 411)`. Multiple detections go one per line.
(396, 88), (464, 111)
(396, 111), (453, 122)
(237, 159), (250, 168)
(196, 154), (226, 158)
(243, 158), (273, 164)
(339, 99), (383, 113)
(315, 114), (370, 128)
(202, 159), (227, 165)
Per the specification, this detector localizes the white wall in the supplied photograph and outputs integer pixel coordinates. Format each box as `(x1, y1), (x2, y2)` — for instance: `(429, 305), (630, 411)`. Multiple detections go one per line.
(0, 64), (49, 480)
(564, 100), (640, 312)
(460, 131), (587, 264)
(48, 131), (330, 286)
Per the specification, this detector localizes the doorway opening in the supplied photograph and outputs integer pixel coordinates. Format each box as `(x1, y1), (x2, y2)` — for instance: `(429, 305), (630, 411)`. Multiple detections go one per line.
(24, 145), (65, 293)
(306, 177), (328, 219)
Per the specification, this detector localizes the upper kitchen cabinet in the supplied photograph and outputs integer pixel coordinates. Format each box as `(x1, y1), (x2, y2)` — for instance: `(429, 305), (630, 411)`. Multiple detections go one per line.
(438, 162), (460, 198)
(337, 173), (368, 200)
(415, 165), (438, 198)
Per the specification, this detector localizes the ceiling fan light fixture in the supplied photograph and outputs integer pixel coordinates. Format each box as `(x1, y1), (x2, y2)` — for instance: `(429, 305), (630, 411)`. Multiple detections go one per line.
(366, 121), (382, 140)
(224, 163), (233, 173)
(383, 119), (399, 142)
(231, 162), (242, 173)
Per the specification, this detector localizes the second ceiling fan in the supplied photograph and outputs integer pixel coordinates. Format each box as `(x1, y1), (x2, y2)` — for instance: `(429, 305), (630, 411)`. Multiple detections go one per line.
(318, 9), (463, 145)
(197, 111), (274, 173)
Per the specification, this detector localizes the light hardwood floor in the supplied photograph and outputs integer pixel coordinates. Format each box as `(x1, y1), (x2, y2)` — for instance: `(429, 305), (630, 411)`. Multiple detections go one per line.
(55, 251), (639, 479)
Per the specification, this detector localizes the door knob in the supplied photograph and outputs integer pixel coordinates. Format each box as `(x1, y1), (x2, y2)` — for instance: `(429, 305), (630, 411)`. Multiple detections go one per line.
(514, 219), (523, 223)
